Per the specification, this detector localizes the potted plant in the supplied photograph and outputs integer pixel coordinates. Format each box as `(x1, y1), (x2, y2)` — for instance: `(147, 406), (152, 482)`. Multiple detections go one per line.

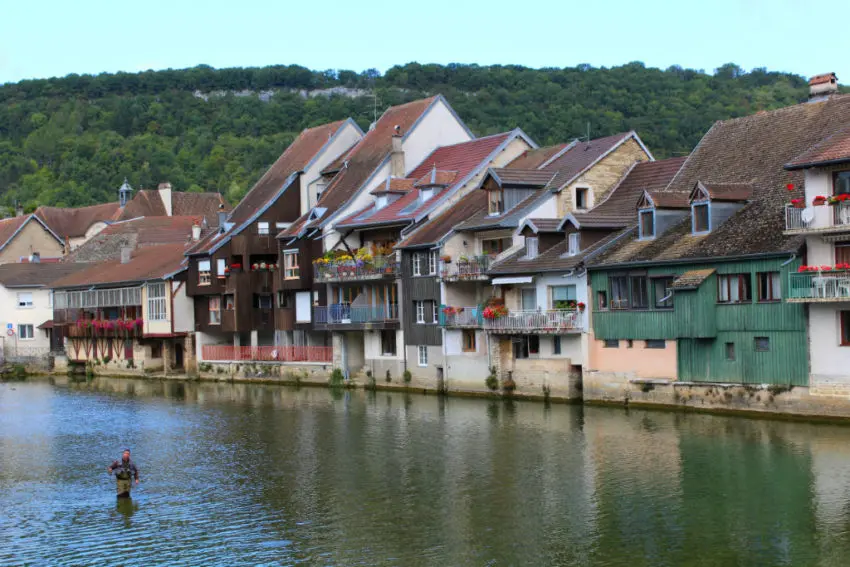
(577, 301), (586, 311)
(814, 195), (828, 206)
(251, 263), (259, 271)
(790, 198), (804, 209)
(230, 263), (242, 273)
(440, 255), (452, 263)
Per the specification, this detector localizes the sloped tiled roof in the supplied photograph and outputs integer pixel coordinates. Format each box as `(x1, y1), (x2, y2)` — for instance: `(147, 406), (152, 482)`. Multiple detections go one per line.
(172, 192), (229, 226)
(283, 96), (443, 237)
(118, 190), (167, 219)
(396, 190), (488, 249)
(524, 218), (562, 233)
(670, 268), (715, 290)
(371, 178), (417, 194)
(785, 125), (850, 170)
(453, 189), (546, 232)
(51, 243), (189, 288)
(193, 120), (354, 255)
(35, 202), (122, 239)
(0, 262), (91, 288)
(68, 216), (204, 263)
(335, 132), (514, 231)
(543, 132), (639, 190)
(228, 120), (351, 227)
(0, 216), (32, 251)
(579, 157), (688, 219)
(488, 231), (623, 275)
(589, 96), (850, 267)
(508, 144), (571, 169)
(490, 168), (555, 187)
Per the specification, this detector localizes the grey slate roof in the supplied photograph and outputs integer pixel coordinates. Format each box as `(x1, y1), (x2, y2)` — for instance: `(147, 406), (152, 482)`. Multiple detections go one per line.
(488, 231), (623, 275)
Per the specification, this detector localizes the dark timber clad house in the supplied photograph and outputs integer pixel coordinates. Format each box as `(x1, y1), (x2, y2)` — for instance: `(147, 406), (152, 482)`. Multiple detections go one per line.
(187, 119), (363, 362)
(584, 84), (850, 400)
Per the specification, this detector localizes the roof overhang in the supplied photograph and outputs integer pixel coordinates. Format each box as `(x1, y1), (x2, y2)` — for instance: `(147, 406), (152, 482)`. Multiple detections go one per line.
(784, 157), (850, 171)
(492, 276), (533, 285)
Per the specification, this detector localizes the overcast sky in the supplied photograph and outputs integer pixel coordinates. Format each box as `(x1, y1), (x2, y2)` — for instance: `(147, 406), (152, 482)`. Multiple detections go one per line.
(1, 0), (846, 84)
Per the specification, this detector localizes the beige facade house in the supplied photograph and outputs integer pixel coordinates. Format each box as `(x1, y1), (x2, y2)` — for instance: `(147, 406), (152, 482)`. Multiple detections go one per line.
(0, 214), (65, 264)
(51, 242), (196, 375)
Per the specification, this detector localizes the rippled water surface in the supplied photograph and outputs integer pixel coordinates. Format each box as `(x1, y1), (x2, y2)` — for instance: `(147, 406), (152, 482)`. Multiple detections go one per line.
(4, 378), (850, 566)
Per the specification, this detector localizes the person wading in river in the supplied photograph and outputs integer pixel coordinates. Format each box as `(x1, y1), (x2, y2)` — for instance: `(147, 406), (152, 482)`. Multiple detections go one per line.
(107, 449), (140, 498)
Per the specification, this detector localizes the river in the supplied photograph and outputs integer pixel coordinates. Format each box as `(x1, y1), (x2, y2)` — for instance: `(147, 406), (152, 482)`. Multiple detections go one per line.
(2, 377), (850, 566)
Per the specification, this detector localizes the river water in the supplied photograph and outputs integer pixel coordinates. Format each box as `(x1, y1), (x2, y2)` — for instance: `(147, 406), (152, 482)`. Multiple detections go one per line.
(3, 378), (850, 566)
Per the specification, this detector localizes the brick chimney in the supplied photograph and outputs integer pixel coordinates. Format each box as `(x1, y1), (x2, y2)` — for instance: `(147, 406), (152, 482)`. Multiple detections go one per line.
(158, 182), (173, 216)
(390, 125), (405, 177)
(809, 73), (839, 101)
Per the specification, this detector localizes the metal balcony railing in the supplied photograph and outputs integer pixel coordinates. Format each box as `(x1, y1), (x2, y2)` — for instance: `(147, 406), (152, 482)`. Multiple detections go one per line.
(313, 304), (399, 325)
(788, 271), (850, 301)
(484, 309), (582, 332)
(439, 306), (483, 327)
(313, 255), (398, 282)
(785, 202), (850, 232)
(440, 256), (491, 280)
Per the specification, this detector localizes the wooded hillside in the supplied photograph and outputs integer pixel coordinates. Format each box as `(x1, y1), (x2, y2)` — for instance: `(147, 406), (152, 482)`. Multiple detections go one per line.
(0, 62), (815, 211)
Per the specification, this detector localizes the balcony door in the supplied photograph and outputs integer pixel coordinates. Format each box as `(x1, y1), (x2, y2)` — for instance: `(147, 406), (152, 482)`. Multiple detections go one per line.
(521, 288), (537, 311)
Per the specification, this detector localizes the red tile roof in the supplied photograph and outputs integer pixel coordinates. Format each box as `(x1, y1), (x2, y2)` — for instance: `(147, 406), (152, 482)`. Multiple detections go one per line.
(52, 243), (189, 288)
(0, 262), (91, 287)
(35, 202), (122, 239)
(810, 73), (837, 86)
(116, 189), (229, 228)
(508, 144), (571, 169)
(371, 177), (417, 194)
(646, 189), (691, 209)
(335, 132), (513, 230)
(396, 190), (488, 248)
(283, 97), (442, 236)
(697, 182), (753, 202)
(786, 125), (850, 170)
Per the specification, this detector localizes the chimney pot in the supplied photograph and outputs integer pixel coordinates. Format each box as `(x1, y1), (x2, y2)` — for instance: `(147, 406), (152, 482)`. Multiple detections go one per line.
(192, 223), (202, 241)
(217, 211), (227, 229)
(120, 246), (133, 264)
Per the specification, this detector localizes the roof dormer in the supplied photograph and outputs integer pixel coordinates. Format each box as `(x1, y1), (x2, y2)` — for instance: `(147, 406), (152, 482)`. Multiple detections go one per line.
(688, 181), (752, 235)
(635, 189), (690, 240)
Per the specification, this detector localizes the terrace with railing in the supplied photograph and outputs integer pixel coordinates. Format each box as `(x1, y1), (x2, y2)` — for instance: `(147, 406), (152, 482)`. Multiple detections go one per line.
(201, 345), (332, 362)
(313, 304), (399, 328)
(788, 267), (850, 302)
(439, 306), (484, 328)
(313, 254), (399, 282)
(785, 200), (850, 233)
(484, 309), (583, 333)
(440, 256), (491, 281)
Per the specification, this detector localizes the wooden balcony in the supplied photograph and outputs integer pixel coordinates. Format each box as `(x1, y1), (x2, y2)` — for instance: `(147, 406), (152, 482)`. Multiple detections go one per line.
(314, 256), (399, 283)
(484, 309), (583, 334)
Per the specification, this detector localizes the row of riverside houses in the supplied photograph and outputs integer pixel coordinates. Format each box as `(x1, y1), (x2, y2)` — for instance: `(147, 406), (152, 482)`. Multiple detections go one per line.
(39, 75), (850, 417)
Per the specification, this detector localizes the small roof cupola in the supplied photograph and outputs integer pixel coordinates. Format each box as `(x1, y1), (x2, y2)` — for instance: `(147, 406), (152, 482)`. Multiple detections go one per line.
(118, 178), (133, 208)
(809, 73), (839, 102)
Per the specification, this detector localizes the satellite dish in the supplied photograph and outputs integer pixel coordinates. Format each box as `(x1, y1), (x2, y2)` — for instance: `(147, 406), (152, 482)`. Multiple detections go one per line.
(801, 207), (815, 225)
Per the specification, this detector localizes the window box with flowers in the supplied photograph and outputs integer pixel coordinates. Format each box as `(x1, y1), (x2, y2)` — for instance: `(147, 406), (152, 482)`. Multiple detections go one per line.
(813, 196), (828, 206)
(790, 198), (804, 209)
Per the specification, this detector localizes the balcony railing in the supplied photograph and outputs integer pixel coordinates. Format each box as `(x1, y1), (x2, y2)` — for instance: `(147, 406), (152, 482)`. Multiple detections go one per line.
(201, 345), (332, 362)
(440, 306), (484, 327)
(314, 255), (398, 282)
(484, 309), (583, 332)
(785, 202), (850, 232)
(440, 256), (491, 281)
(788, 271), (850, 301)
(313, 304), (399, 325)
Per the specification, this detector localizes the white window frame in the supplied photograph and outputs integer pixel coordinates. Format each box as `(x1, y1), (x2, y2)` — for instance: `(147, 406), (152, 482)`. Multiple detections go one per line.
(18, 323), (34, 340)
(428, 250), (437, 275)
(284, 250), (300, 280)
(525, 237), (539, 259)
(415, 300), (425, 323)
(488, 188), (503, 216)
(147, 282), (167, 321)
(418, 345), (428, 367)
(692, 202), (711, 234)
(198, 259), (211, 286)
(567, 233), (580, 256)
(258, 221), (270, 235)
(17, 292), (33, 309)
(432, 301), (439, 324)
(216, 258), (226, 277)
(638, 209), (656, 240)
(209, 296), (221, 325)
(413, 253), (422, 276)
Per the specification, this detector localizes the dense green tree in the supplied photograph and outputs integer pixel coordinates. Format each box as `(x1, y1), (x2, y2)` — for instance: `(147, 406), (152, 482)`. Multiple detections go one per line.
(0, 62), (831, 210)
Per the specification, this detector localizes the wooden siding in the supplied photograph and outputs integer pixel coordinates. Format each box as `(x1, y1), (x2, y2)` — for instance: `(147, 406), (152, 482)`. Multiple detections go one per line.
(590, 256), (808, 386)
(401, 250), (442, 346)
